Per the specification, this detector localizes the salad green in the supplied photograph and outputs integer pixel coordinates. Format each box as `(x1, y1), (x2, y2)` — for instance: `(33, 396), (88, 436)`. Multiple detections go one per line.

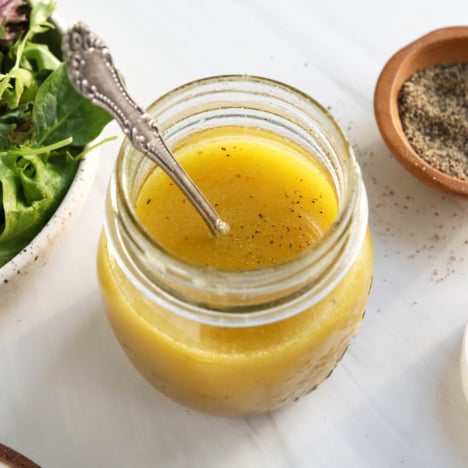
(0, 0), (112, 266)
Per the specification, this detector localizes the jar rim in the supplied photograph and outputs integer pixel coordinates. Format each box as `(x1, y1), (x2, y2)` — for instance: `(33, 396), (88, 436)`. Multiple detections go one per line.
(108, 74), (367, 326)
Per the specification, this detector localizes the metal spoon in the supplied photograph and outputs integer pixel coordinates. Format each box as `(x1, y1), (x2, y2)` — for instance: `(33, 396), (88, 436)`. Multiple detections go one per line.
(61, 22), (229, 237)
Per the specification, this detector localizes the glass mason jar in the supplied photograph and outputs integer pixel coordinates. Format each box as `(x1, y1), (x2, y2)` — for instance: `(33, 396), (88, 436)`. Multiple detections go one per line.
(97, 75), (373, 417)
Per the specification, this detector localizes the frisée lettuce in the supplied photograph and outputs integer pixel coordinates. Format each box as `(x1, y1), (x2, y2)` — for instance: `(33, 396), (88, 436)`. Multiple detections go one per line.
(0, 0), (112, 266)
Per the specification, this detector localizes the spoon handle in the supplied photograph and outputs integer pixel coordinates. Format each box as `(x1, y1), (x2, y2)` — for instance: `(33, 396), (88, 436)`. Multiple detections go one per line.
(62, 22), (229, 236)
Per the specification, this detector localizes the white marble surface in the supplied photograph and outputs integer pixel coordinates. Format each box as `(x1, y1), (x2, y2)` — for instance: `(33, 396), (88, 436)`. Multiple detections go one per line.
(1, 1), (468, 467)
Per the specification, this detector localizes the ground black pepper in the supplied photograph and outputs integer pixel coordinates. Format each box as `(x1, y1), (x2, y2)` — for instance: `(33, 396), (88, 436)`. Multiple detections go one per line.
(398, 63), (468, 180)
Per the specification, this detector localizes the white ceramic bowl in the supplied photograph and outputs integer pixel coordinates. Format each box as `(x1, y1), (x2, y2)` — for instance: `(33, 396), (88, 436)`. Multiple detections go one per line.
(0, 14), (103, 306)
(462, 322), (468, 404)
(0, 152), (99, 306)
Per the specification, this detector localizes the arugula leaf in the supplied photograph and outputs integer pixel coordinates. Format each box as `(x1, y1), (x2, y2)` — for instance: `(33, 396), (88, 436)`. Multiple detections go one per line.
(28, 0), (54, 35)
(23, 41), (60, 72)
(11, 0), (54, 68)
(0, 0), (55, 106)
(3, 66), (33, 108)
(0, 123), (14, 148)
(33, 63), (113, 146)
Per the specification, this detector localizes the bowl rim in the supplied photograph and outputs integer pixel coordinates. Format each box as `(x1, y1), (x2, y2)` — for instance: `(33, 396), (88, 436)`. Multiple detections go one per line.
(374, 26), (468, 197)
(0, 442), (40, 468)
(462, 322), (468, 404)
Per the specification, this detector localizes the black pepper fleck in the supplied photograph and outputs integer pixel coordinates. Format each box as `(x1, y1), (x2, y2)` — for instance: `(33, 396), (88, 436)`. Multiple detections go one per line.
(398, 63), (468, 180)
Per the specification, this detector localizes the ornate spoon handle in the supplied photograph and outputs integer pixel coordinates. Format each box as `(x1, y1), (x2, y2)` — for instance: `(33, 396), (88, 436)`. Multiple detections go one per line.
(62, 22), (229, 236)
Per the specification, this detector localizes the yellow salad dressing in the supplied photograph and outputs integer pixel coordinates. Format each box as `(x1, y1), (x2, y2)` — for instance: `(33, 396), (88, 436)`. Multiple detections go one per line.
(97, 127), (373, 416)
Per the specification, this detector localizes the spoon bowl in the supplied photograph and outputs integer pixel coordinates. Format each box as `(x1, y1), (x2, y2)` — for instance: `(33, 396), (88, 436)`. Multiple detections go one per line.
(374, 26), (468, 197)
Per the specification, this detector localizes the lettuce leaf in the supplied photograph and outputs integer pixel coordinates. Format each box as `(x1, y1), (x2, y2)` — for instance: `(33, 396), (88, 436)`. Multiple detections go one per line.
(0, 146), (79, 265)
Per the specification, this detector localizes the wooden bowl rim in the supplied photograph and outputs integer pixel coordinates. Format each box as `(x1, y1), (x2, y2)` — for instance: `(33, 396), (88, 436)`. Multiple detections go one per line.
(0, 443), (39, 467)
(374, 26), (468, 197)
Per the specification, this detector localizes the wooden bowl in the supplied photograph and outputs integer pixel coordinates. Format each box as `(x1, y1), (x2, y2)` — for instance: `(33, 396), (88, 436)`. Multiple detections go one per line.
(0, 443), (39, 467)
(374, 26), (468, 197)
